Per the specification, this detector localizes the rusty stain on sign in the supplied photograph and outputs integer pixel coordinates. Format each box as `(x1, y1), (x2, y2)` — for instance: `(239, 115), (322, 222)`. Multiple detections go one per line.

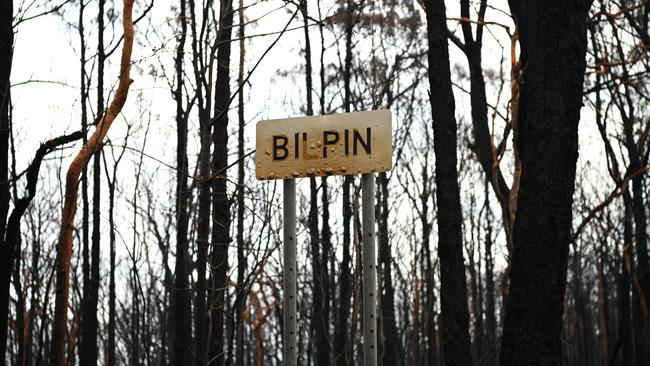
(255, 110), (392, 180)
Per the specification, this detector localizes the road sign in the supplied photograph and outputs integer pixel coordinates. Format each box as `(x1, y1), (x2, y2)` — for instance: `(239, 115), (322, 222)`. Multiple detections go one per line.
(255, 110), (392, 180)
(255, 110), (391, 366)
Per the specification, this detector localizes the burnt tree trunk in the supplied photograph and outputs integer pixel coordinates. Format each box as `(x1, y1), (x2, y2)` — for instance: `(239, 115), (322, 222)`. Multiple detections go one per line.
(457, 0), (513, 248)
(194, 103), (211, 363)
(500, 0), (592, 364)
(79, 0), (91, 359)
(209, 0), (234, 363)
(172, 0), (192, 362)
(77, 0), (91, 362)
(190, 0), (213, 360)
(234, 0), (246, 363)
(616, 193), (634, 365)
(316, 5), (334, 346)
(425, 0), (473, 364)
(2, 132), (81, 366)
(335, 1), (356, 364)
(302, 1), (330, 364)
(81, 0), (105, 362)
(378, 173), (402, 366)
(483, 180), (496, 365)
(0, 0), (13, 363)
(421, 154), (437, 366)
(107, 154), (117, 366)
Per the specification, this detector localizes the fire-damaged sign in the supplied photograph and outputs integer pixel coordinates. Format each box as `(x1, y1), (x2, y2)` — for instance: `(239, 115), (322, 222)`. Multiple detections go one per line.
(255, 110), (392, 180)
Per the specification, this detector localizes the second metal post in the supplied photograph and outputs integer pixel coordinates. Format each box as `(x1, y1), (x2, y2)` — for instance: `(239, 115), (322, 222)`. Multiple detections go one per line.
(362, 173), (377, 366)
(283, 179), (297, 366)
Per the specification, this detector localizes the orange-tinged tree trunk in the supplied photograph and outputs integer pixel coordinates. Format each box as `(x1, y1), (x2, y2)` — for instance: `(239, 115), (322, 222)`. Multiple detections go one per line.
(48, 1), (135, 364)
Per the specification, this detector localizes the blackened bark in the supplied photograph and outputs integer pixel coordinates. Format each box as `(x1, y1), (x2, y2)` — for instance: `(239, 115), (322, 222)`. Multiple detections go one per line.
(378, 173), (402, 366)
(317, 1), (336, 363)
(107, 160), (116, 366)
(0, 0), (12, 362)
(77, 0), (92, 359)
(194, 114), (211, 363)
(596, 235), (610, 365)
(425, 1), (473, 365)
(616, 193), (634, 365)
(571, 243), (586, 366)
(80, 0), (91, 360)
(234, 0), (246, 363)
(172, 0), (192, 362)
(81, 0), (104, 362)
(25, 219), (39, 366)
(617, 47), (649, 366)
(421, 161), (437, 366)
(458, 0), (512, 239)
(209, 0), (233, 363)
(335, 2), (354, 364)
(336, 173), (353, 363)
(631, 181), (648, 366)
(483, 180), (496, 365)
(500, 1), (592, 364)
(322, 166), (335, 361)
(2, 131), (81, 366)
(190, 0), (214, 361)
(309, 174), (328, 366)
(11, 245), (24, 366)
(302, 2), (330, 364)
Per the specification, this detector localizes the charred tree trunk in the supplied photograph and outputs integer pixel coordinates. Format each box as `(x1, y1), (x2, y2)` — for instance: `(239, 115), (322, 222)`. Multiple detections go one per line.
(190, 0), (213, 360)
(335, 2), (355, 364)
(425, 0), (473, 365)
(26, 216), (40, 366)
(500, 0), (592, 364)
(302, 2), (330, 365)
(194, 106), (211, 364)
(81, 0), (105, 362)
(457, 0), (513, 248)
(77, 0), (92, 360)
(209, 0), (234, 363)
(1, 131), (81, 366)
(0, 0), (13, 363)
(11, 229), (24, 366)
(596, 235), (610, 365)
(483, 180), (496, 365)
(421, 154), (437, 366)
(616, 193), (634, 365)
(316, 8), (334, 346)
(80, 0), (91, 360)
(378, 172), (402, 366)
(234, 0), (246, 364)
(172, 0), (192, 364)
(79, 0), (91, 359)
(106, 156), (117, 366)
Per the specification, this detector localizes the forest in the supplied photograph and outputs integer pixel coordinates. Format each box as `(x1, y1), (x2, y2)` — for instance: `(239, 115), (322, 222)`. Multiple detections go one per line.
(0, 0), (649, 365)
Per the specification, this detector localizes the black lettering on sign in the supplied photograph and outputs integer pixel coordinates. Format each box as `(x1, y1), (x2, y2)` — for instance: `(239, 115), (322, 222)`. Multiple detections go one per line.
(294, 133), (300, 159)
(344, 129), (350, 156)
(323, 131), (339, 158)
(353, 127), (371, 155)
(273, 135), (289, 160)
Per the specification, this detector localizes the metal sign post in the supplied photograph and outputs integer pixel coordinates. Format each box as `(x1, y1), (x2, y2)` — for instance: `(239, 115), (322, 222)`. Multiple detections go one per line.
(283, 179), (297, 366)
(256, 110), (391, 366)
(361, 173), (377, 366)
